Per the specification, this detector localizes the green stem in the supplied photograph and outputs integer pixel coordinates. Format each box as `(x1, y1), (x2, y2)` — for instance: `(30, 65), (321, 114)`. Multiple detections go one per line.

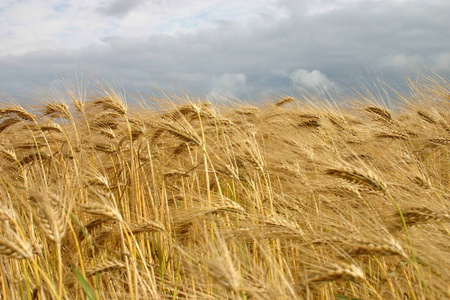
(384, 190), (429, 292)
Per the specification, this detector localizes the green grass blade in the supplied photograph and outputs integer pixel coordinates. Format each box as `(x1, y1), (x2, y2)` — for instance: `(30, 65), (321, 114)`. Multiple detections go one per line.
(71, 264), (98, 300)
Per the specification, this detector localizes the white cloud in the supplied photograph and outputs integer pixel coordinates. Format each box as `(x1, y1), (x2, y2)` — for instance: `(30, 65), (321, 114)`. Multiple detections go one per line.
(289, 69), (337, 89)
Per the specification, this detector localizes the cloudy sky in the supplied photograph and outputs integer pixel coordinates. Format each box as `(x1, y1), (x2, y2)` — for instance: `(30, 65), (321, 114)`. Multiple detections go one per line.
(0, 0), (449, 102)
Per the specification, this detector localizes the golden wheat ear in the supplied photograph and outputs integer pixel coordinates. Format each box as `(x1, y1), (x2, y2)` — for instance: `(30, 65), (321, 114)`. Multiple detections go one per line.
(0, 147), (18, 162)
(307, 263), (365, 284)
(274, 96), (295, 107)
(365, 106), (392, 122)
(417, 110), (437, 124)
(0, 234), (34, 260)
(39, 122), (63, 133)
(43, 102), (71, 119)
(401, 207), (449, 226)
(324, 167), (386, 191)
(78, 202), (123, 222)
(85, 260), (126, 277)
(0, 117), (22, 133)
(0, 106), (36, 121)
(93, 97), (127, 115)
(341, 238), (408, 259)
(28, 191), (68, 246)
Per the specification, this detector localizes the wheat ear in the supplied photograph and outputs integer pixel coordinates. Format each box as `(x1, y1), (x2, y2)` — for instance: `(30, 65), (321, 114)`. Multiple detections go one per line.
(365, 106), (392, 121)
(0, 106), (36, 121)
(308, 263), (365, 283)
(79, 202), (123, 222)
(93, 98), (127, 115)
(85, 260), (126, 277)
(44, 103), (71, 119)
(342, 238), (407, 258)
(396, 207), (449, 228)
(325, 167), (386, 191)
(274, 97), (294, 107)
(0, 117), (21, 133)
(29, 191), (67, 245)
(0, 235), (34, 260)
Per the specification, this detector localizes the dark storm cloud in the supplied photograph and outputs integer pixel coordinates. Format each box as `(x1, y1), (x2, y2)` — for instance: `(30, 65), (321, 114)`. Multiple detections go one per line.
(97, 0), (145, 18)
(1, 1), (449, 101)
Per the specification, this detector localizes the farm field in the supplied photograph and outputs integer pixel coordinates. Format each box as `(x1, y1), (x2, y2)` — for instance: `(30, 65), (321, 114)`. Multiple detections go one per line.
(0, 75), (449, 299)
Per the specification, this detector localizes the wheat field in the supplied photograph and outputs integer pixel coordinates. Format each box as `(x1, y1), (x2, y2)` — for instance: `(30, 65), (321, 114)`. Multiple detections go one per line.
(0, 74), (448, 299)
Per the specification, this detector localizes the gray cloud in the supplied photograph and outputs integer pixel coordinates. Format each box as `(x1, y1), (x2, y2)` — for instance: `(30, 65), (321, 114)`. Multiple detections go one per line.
(209, 73), (248, 100)
(1, 1), (449, 102)
(97, 0), (145, 18)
